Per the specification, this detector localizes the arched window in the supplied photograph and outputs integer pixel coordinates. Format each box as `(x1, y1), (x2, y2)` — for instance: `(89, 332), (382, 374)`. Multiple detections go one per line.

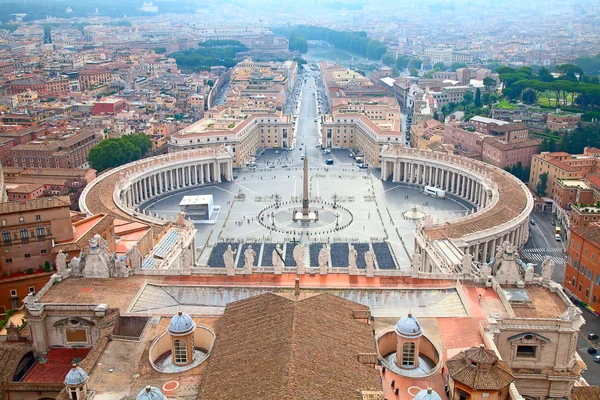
(2, 230), (10, 242)
(19, 228), (28, 240)
(37, 226), (45, 237)
(173, 339), (187, 364)
(402, 342), (416, 367)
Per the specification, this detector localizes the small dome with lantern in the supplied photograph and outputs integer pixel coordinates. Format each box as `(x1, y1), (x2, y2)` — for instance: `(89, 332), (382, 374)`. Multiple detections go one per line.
(395, 313), (423, 339)
(168, 311), (195, 336)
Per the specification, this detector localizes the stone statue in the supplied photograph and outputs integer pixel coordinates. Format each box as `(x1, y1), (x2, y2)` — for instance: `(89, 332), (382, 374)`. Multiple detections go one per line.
(112, 255), (129, 278)
(127, 245), (142, 270)
(83, 234), (112, 278)
(224, 245), (236, 276)
(365, 249), (376, 278)
(348, 245), (358, 275)
(69, 250), (83, 277)
(89, 234), (100, 249)
(272, 244), (283, 274)
(524, 263), (535, 283)
(56, 250), (67, 274)
(182, 247), (192, 269)
(293, 243), (305, 274)
(461, 250), (473, 275)
(541, 256), (555, 282)
(243, 245), (256, 274)
(411, 251), (422, 275)
(175, 212), (186, 227)
(318, 244), (329, 275)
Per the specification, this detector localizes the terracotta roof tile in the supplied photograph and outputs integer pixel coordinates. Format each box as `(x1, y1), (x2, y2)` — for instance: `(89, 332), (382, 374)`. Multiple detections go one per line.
(199, 293), (382, 399)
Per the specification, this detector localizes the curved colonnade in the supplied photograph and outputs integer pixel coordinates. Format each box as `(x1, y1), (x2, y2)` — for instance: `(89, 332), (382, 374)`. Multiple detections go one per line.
(381, 145), (534, 273)
(79, 147), (234, 225)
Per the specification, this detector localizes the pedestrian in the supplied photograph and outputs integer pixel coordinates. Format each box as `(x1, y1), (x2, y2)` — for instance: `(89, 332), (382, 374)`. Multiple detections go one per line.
(478, 293), (482, 302)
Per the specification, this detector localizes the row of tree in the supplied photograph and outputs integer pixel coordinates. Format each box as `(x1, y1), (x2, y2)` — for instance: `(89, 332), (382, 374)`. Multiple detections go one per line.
(171, 40), (248, 71)
(498, 65), (600, 110)
(275, 25), (387, 60)
(88, 133), (152, 172)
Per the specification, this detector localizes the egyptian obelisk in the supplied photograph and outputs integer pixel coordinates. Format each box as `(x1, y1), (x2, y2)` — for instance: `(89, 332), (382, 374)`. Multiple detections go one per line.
(302, 152), (309, 216)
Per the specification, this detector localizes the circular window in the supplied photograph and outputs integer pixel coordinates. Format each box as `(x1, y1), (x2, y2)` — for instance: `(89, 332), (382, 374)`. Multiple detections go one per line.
(524, 334), (534, 341)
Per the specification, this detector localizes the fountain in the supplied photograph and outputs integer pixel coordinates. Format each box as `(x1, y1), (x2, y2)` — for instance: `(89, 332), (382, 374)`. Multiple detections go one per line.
(403, 205), (425, 220)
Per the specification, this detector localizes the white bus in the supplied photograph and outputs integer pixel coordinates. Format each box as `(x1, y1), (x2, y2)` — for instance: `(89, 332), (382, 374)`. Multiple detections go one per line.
(424, 186), (445, 199)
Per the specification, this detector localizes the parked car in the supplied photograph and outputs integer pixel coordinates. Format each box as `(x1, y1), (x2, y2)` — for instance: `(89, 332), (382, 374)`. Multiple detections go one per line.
(595, 355), (600, 363)
(530, 219), (535, 225)
(588, 347), (598, 354)
(555, 234), (562, 241)
(588, 333), (599, 340)
(269, 165), (275, 169)
(358, 163), (369, 169)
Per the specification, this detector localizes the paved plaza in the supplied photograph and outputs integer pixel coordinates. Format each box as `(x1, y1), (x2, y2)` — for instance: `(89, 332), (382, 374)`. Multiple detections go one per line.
(142, 75), (473, 269)
(142, 163), (473, 268)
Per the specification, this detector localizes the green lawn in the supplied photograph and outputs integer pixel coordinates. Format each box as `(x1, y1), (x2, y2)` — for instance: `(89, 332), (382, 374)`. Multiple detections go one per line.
(537, 91), (575, 107)
(496, 99), (517, 109)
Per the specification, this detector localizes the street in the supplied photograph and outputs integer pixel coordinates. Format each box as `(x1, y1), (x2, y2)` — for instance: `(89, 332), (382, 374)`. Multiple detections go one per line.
(521, 211), (566, 283)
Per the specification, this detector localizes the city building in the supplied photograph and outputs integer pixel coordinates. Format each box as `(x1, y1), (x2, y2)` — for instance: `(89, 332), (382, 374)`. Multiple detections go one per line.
(410, 119), (444, 150)
(481, 136), (541, 169)
(9, 78), (70, 96)
(321, 97), (404, 165)
(9, 130), (99, 169)
(564, 226), (600, 308)
(529, 148), (600, 198)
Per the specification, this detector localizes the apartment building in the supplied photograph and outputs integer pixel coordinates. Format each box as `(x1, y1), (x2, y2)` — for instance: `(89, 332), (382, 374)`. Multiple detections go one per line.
(9, 78), (70, 96)
(0, 196), (72, 276)
(410, 119), (444, 150)
(9, 130), (100, 169)
(564, 226), (600, 308)
(529, 148), (600, 198)
(78, 68), (111, 91)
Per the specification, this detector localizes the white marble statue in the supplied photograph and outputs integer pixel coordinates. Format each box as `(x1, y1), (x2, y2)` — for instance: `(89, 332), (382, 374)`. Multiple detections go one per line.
(365, 249), (376, 278)
(541, 256), (555, 282)
(69, 255), (82, 277)
(127, 245), (142, 270)
(56, 250), (67, 274)
(318, 244), (329, 275)
(224, 245), (236, 276)
(293, 243), (305, 274)
(524, 263), (535, 282)
(348, 245), (359, 275)
(461, 250), (473, 275)
(272, 244), (283, 274)
(243, 245), (256, 274)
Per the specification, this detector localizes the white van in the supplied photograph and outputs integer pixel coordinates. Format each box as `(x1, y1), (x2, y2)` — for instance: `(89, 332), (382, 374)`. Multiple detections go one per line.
(424, 186), (445, 199)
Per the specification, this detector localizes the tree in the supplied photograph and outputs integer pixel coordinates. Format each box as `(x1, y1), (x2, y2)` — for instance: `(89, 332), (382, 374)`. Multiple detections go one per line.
(450, 62), (467, 71)
(395, 56), (411, 70)
(153, 47), (167, 54)
(536, 172), (549, 197)
(382, 52), (395, 67)
(474, 88), (481, 107)
(88, 134), (152, 172)
(288, 34), (308, 54)
(433, 62), (446, 71)
(409, 67), (419, 77)
(409, 59), (423, 69)
(293, 57), (307, 66)
(206, 79), (214, 87)
(461, 92), (474, 107)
